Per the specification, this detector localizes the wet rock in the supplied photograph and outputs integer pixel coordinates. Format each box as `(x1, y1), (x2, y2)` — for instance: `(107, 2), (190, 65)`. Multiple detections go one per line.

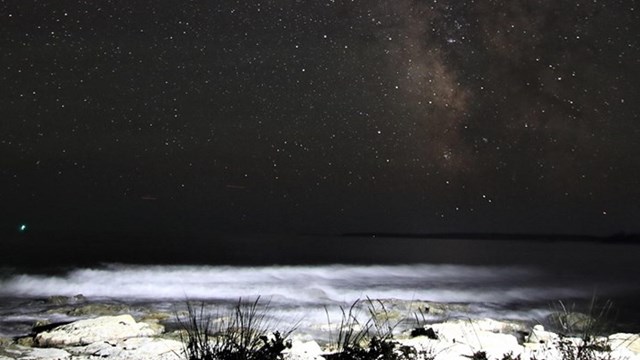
(141, 311), (172, 322)
(46, 295), (86, 306)
(139, 317), (166, 334)
(350, 298), (471, 335)
(15, 336), (35, 347)
(431, 318), (524, 339)
(46, 296), (69, 306)
(369, 299), (469, 318)
(45, 302), (131, 317)
(65, 303), (130, 316)
(32, 319), (51, 329)
(0, 337), (12, 347)
(549, 311), (595, 334)
(35, 314), (163, 347)
(30, 321), (74, 338)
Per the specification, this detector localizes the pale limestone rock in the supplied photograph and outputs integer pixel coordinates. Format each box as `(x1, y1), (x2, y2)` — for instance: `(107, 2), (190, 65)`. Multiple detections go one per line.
(67, 337), (182, 360)
(522, 333), (637, 360)
(284, 339), (324, 360)
(117, 337), (183, 359)
(17, 347), (70, 360)
(398, 337), (458, 360)
(429, 318), (519, 342)
(609, 333), (640, 354)
(473, 332), (522, 359)
(399, 319), (523, 360)
(465, 318), (526, 333)
(525, 344), (563, 360)
(81, 340), (123, 357)
(432, 342), (474, 360)
(609, 347), (640, 360)
(400, 338), (503, 360)
(527, 324), (559, 345)
(35, 315), (163, 347)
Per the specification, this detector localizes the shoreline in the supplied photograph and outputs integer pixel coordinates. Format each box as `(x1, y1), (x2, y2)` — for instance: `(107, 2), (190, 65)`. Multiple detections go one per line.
(1, 296), (639, 360)
(2, 261), (640, 337)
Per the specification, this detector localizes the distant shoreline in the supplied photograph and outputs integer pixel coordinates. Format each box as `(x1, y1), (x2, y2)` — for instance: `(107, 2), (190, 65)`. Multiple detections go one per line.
(340, 232), (640, 244)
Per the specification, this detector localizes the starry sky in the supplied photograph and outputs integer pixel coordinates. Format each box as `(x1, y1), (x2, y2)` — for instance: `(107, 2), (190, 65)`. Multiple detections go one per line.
(1, 0), (639, 239)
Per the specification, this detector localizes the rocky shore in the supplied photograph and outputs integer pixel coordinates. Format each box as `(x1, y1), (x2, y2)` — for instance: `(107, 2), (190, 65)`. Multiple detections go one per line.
(1, 297), (639, 360)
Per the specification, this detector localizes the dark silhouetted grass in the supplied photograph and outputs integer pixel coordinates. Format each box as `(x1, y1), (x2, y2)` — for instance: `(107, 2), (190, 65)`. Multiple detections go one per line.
(323, 298), (411, 360)
(550, 297), (615, 360)
(176, 297), (294, 360)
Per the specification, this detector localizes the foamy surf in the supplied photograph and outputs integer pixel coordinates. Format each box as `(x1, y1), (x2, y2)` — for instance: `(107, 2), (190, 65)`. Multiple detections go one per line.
(0, 264), (577, 303)
(0, 263), (637, 338)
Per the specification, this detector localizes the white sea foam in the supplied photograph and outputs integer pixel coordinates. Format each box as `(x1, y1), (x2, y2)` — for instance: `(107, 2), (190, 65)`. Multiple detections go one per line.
(2, 263), (638, 338)
(0, 264), (585, 304)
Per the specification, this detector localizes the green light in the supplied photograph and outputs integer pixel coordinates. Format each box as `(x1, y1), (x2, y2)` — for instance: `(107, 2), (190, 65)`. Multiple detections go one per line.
(18, 224), (27, 232)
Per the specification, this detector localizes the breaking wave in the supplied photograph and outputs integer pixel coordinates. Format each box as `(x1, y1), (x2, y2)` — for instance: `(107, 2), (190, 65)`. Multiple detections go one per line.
(0, 264), (585, 304)
(2, 262), (640, 338)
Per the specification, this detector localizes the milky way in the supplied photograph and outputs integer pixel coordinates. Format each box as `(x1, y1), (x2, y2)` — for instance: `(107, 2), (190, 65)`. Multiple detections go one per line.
(1, 0), (639, 236)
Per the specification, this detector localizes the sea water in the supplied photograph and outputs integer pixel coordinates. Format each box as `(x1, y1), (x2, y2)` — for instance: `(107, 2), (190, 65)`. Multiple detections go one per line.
(1, 237), (639, 338)
(0, 263), (638, 338)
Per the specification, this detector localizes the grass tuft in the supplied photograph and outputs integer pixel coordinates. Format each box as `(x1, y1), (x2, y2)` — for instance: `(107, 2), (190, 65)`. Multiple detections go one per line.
(176, 297), (295, 360)
(323, 298), (411, 360)
(549, 296), (616, 360)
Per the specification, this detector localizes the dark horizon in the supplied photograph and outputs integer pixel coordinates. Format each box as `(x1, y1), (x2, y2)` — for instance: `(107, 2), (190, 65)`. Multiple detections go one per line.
(2, 228), (639, 269)
(2, 0), (639, 245)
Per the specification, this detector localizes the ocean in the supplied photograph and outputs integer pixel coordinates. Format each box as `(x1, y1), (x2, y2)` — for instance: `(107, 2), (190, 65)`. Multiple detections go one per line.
(1, 236), (639, 339)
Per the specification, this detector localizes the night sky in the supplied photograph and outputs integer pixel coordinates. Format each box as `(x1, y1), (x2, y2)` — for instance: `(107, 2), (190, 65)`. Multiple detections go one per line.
(1, 0), (639, 239)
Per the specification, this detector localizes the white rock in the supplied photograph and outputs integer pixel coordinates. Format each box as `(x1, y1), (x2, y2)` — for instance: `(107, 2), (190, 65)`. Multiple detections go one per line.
(0, 346), (70, 360)
(68, 337), (182, 360)
(525, 344), (563, 360)
(284, 339), (324, 360)
(35, 315), (163, 347)
(398, 337), (461, 360)
(610, 348), (640, 360)
(527, 324), (559, 345)
(433, 342), (476, 360)
(474, 332), (523, 359)
(17, 347), (71, 360)
(400, 320), (523, 360)
(118, 337), (183, 360)
(465, 318), (525, 333)
(429, 319), (518, 342)
(401, 339), (505, 360)
(610, 333), (640, 355)
(81, 340), (123, 357)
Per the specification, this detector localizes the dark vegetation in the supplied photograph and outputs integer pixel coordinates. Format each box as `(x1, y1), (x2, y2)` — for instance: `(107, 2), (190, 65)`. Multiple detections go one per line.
(322, 298), (411, 360)
(175, 297), (626, 360)
(176, 297), (294, 360)
(550, 298), (616, 360)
